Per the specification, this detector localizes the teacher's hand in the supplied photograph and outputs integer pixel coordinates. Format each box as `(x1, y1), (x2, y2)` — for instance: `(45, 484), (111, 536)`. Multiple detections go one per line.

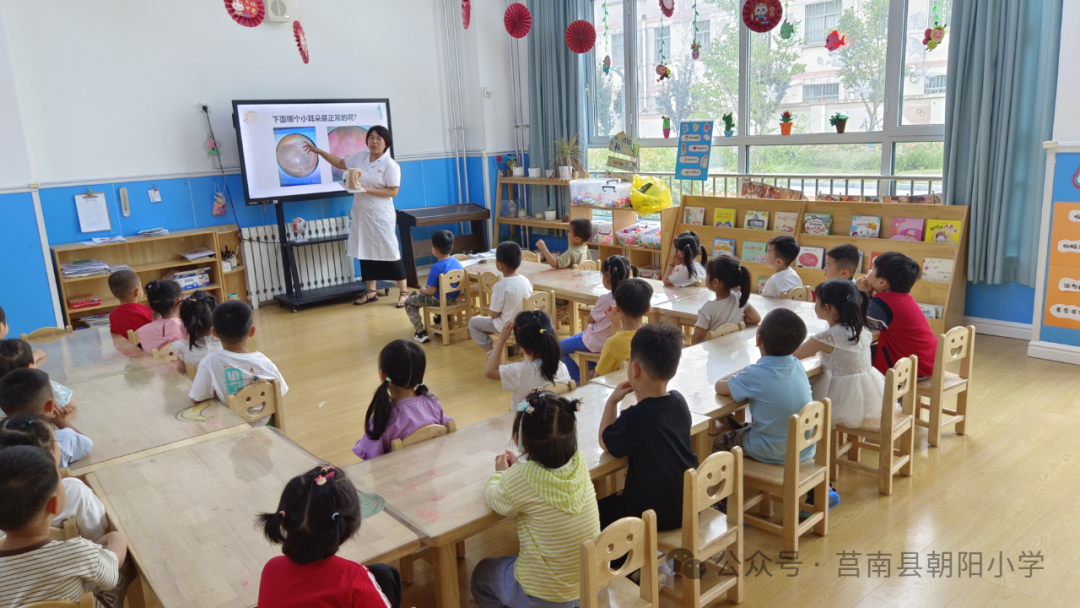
(301, 142), (320, 156)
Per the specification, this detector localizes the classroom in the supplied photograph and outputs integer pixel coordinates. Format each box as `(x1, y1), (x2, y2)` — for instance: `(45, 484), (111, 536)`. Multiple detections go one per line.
(0, 1), (1078, 607)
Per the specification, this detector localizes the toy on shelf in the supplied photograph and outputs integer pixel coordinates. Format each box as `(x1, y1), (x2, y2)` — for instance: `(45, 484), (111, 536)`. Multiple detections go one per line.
(569, 178), (632, 208)
(616, 222), (662, 250)
(590, 221), (615, 245)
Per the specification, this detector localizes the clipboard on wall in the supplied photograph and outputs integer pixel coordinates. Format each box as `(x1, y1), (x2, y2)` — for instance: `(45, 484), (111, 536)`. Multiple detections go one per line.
(75, 189), (112, 233)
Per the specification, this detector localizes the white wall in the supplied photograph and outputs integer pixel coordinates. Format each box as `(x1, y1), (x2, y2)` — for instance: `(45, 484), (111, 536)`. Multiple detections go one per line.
(1053, 0), (1080, 141)
(0, 3), (31, 187)
(0, 0), (525, 185)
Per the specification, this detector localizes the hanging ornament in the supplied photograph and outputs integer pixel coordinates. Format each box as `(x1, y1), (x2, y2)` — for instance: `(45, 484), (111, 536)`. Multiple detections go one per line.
(779, 0), (795, 39)
(225, 0), (265, 27)
(504, 3), (532, 39)
(924, 0), (947, 51)
(601, 0), (611, 74)
(462, 0), (471, 29)
(655, 15), (670, 81)
(690, 0), (701, 59)
(659, 0), (675, 17)
(824, 30), (846, 52)
(204, 137), (222, 156)
(294, 21), (309, 63)
(742, 0), (782, 33)
(603, 56), (612, 74)
(565, 20), (596, 54)
(655, 63), (672, 82)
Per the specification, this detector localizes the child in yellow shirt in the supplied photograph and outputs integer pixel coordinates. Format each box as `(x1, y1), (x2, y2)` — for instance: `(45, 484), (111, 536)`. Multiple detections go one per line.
(595, 278), (653, 376)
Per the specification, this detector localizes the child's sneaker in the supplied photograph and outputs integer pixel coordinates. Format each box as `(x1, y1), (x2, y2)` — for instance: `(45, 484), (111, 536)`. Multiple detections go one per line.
(800, 487), (840, 520)
(433, 315), (442, 326)
(413, 330), (430, 343)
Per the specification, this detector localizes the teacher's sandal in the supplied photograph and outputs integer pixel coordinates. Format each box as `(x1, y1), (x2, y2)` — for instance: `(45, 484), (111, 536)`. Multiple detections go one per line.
(354, 291), (379, 306)
(395, 293), (409, 308)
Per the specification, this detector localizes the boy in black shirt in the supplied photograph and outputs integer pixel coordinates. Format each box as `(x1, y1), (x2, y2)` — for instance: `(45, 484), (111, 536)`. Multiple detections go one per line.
(598, 323), (698, 531)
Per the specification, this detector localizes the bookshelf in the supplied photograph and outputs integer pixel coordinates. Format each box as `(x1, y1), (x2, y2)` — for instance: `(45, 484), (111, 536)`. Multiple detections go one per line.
(493, 175), (573, 245)
(51, 226), (247, 327)
(663, 196), (970, 334)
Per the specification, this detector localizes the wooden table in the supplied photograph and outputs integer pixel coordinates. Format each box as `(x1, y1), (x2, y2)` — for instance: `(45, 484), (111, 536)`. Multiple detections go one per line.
(650, 293), (827, 333)
(66, 364), (250, 476)
(30, 326), (156, 386)
(397, 204), (490, 288)
(343, 382), (712, 608)
(87, 427), (421, 608)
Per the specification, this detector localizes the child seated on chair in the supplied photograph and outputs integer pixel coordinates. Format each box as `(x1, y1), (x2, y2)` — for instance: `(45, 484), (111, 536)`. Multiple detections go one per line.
(257, 464), (402, 608)
(0, 414), (109, 540)
(714, 308), (814, 465)
(598, 323), (697, 533)
(405, 230), (464, 344)
(136, 280), (188, 353)
(107, 270), (153, 338)
(536, 218), (592, 269)
(472, 390), (600, 608)
(663, 231), (707, 288)
(172, 291), (222, 375)
(559, 255), (637, 382)
(0, 445), (131, 608)
(1, 339), (78, 420)
(691, 255), (761, 345)
(824, 244), (860, 281)
(594, 278), (653, 377)
(485, 311), (571, 410)
(760, 235), (802, 298)
(352, 340), (452, 461)
(468, 242), (534, 355)
(0, 368), (90, 468)
(0, 305), (55, 373)
(856, 251), (937, 378)
(190, 301), (288, 426)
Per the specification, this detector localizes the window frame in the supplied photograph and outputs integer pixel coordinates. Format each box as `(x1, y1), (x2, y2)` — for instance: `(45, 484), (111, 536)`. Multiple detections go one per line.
(585, 0), (946, 184)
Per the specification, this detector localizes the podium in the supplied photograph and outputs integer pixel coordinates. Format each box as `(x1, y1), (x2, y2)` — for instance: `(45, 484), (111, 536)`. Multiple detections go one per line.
(396, 204), (490, 287)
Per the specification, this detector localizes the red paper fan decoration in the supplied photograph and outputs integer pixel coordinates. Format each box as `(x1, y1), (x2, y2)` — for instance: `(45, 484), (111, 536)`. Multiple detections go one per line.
(504, 3), (532, 38)
(742, 0), (783, 33)
(463, 0), (471, 29)
(565, 20), (596, 54)
(659, 0), (675, 17)
(293, 21), (309, 64)
(226, 0), (265, 27)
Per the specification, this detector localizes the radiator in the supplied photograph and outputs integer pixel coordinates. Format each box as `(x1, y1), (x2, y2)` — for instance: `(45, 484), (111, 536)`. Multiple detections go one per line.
(240, 216), (360, 308)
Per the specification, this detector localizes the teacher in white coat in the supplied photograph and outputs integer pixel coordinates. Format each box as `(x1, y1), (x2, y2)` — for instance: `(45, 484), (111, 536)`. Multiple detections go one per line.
(303, 126), (408, 307)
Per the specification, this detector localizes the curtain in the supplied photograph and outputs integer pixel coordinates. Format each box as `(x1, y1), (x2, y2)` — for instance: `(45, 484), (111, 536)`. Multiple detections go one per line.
(942, 0), (1062, 286)
(528, 0), (588, 213)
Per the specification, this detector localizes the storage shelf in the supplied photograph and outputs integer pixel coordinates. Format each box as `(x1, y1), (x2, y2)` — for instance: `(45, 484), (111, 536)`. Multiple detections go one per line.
(224, 264), (246, 275)
(500, 177), (571, 186)
(61, 257), (220, 284)
(65, 283), (223, 314)
(498, 217), (570, 230)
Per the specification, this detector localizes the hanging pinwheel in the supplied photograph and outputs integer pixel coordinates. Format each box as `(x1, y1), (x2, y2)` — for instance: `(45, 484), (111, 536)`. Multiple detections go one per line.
(462, 0), (471, 29)
(504, 3), (532, 38)
(565, 20), (596, 54)
(659, 0), (674, 17)
(225, 0), (264, 27)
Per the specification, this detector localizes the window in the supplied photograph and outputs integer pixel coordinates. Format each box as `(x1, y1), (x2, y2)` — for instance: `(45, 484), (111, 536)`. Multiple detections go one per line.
(924, 75), (946, 95)
(894, 141), (943, 176)
(653, 25), (671, 63)
(698, 20), (711, 52)
(612, 32), (625, 67)
(750, 144), (883, 177)
(804, 0), (842, 46)
(588, 0), (625, 140)
(901, 0), (950, 125)
(803, 83), (839, 103)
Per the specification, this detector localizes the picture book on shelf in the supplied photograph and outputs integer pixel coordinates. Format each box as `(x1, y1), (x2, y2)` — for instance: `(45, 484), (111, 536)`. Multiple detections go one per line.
(712, 208), (736, 227)
(917, 303), (944, 320)
(741, 241), (767, 264)
(712, 238), (736, 257)
(797, 246), (826, 270)
(684, 207), (705, 226)
(925, 220), (963, 245)
(773, 211), (799, 233)
(890, 217), (925, 241)
(850, 215), (882, 238)
(744, 210), (769, 231)
(803, 212), (833, 236)
(858, 251), (865, 273)
(921, 257), (954, 283)
(870, 251), (884, 270)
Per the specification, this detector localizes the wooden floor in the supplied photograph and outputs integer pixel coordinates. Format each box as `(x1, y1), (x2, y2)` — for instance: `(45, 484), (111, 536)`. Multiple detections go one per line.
(201, 298), (1080, 608)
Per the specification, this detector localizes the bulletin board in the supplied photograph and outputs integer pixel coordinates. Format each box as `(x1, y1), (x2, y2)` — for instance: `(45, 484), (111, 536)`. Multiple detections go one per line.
(1044, 202), (1080, 330)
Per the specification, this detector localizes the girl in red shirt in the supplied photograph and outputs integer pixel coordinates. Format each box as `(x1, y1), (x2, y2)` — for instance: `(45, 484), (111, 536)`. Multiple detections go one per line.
(257, 465), (401, 608)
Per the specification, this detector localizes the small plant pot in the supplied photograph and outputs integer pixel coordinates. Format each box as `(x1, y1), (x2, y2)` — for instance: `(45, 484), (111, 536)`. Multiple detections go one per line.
(518, 209), (528, 218)
(534, 212), (544, 219)
(511, 167), (525, 177)
(834, 120), (847, 134)
(528, 168), (541, 178)
(780, 122), (793, 135)
(663, 128), (671, 139)
(558, 166), (572, 180)
(544, 210), (558, 221)
(724, 130), (734, 137)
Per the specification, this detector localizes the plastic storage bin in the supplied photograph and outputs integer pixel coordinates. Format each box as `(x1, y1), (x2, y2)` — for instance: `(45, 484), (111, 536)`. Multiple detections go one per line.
(616, 222), (662, 250)
(590, 220), (614, 245)
(570, 178), (632, 208)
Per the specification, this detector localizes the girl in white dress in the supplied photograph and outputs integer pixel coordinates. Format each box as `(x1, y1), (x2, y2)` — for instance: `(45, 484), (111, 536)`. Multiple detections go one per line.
(793, 279), (885, 428)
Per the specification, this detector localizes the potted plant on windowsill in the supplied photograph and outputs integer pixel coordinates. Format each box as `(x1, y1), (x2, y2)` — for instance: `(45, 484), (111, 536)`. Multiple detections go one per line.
(779, 111), (794, 135)
(544, 205), (558, 221)
(829, 112), (848, 134)
(722, 113), (735, 137)
(551, 135), (584, 180)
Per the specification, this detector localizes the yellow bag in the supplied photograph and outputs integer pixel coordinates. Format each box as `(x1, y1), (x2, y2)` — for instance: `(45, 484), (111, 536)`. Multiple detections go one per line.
(629, 175), (673, 216)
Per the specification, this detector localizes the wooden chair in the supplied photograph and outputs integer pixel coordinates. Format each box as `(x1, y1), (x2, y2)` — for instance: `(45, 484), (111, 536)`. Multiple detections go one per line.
(452, 253), (469, 261)
(574, 260), (600, 271)
(521, 250), (541, 263)
(20, 592), (94, 608)
(491, 290), (557, 364)
(126, 330), (140, 347)
(390, 420), (458, 452)
(831, 356), (916, 496)
(20, 325), (73, 342)
(150, 345), (177, 363)
(707, 322), (745, 341)
(742, 399), (831, 554)
(185, 362), (199, 380)
(421, 269), (471, 346)
(657, 449), (744, 607)
(224, 379), (287, 434)
(477, 271), (501, 317)
(542, 380), (578, 395)
(49, 518), (79, 541)
(580, 510), (660, 608)
(572, 351), (603, 386)
(781, 286), (813, 302)
(916, 326), (974, 447)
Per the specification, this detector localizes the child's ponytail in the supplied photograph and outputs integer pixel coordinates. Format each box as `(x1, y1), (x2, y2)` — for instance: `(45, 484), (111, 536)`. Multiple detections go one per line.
(814, 279), (869, 343)
(602, 255), (639, 293)
(674, 232), (705, 281)
(365, 340), (429, 441)
(179, 291), (217, 350)
(706, 255), (752, 308)
(512, 390), (580, 469)
(257, 464), (360, 565)
(144, 280), (183, 316)
(513, 310), (562, 383)
(736, 265), (751, 308)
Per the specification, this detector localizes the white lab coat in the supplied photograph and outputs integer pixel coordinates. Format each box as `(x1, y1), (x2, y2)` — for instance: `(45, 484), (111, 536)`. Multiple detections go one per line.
(344, 150), (402, 261)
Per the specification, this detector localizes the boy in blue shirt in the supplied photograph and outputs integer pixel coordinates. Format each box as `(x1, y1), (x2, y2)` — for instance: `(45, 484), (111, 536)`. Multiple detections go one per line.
(404, 230), (463, 343)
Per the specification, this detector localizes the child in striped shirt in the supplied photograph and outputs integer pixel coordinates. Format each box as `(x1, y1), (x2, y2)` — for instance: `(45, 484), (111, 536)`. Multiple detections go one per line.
(471, 390), (601, 608)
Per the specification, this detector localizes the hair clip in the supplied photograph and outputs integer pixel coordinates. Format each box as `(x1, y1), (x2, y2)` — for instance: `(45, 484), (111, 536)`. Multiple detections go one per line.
(539, 328), (545, 334)
(278, 510), (286, 517)
(315, 465), (336, 486)
(385, 377), (392, 384)
(414, 382), (424, 391)
(332, 512), (339, 520)
(516, 400), (531, 412)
